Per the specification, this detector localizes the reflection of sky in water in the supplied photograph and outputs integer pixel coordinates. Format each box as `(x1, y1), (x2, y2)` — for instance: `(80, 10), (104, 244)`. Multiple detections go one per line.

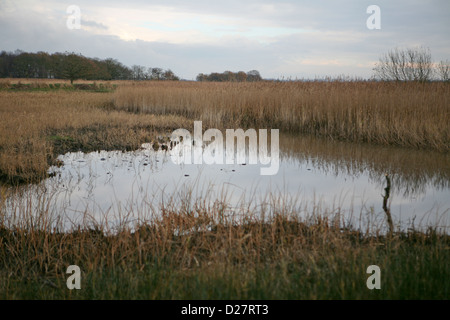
(5, 144), (449, 233)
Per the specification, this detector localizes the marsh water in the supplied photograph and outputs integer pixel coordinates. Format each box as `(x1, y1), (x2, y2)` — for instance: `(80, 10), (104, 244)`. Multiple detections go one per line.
(4, 133), (449, 234)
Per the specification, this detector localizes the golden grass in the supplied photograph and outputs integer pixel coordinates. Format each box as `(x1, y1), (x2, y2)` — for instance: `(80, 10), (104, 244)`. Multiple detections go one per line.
(0, 88), (190, 184)
(113, 81), (450, 151)
(0, 79), (448, 184)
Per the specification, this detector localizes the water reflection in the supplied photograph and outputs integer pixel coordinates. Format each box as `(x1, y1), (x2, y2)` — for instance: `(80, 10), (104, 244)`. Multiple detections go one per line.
(280, 134), (449, 197)
(3, 133), (449, 233)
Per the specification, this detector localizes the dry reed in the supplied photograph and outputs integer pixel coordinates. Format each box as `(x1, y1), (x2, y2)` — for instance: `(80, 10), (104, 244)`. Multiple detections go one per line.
(1, 79), (448, 184)
(113, 81), (450, 152)
(0, 88), (190, 184)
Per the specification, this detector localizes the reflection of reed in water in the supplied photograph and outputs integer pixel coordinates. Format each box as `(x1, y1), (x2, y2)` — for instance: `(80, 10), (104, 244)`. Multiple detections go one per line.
(279, 133), (449, 198)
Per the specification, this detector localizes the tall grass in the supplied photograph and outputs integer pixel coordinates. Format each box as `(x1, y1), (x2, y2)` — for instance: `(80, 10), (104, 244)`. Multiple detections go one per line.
(0, 89), (190, 184)
(0, 80), (448, 184)
(113, 81), (449, 152)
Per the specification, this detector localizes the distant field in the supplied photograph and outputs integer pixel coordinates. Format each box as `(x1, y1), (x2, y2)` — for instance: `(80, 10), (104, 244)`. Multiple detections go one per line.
(0, 78), (126, 85)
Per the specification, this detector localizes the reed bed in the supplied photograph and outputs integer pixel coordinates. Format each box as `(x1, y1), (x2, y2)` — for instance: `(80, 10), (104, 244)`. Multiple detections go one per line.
(0, 79), (448, 184)
(0, 88), (190, 184)
(113, 81), (450, 152)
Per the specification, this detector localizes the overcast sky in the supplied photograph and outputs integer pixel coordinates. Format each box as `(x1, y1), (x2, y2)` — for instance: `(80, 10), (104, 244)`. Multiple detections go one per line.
(1, 0), (449, 80)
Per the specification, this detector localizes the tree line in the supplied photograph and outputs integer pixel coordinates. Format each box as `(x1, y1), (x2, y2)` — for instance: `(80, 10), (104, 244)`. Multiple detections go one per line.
(2, 48), (447, 83)
(0, 50), (265, 83)
(196, 70), (262, 82)
(0, 50), (180, 84)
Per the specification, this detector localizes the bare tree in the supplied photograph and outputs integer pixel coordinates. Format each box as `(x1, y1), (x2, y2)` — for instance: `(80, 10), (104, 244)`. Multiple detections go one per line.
(373, 47), (433, 82)
(131, 65), (146, 80)
(436, 60), (449, 81)
(148, 67), (163, 80)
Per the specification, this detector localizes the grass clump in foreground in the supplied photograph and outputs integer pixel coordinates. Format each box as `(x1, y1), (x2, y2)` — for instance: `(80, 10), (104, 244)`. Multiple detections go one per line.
(0, 195), (448, 299)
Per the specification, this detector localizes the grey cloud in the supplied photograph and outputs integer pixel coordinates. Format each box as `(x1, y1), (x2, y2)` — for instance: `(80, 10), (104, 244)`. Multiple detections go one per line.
(80, 19), (108, 30)
(0, 0), (449, 79)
